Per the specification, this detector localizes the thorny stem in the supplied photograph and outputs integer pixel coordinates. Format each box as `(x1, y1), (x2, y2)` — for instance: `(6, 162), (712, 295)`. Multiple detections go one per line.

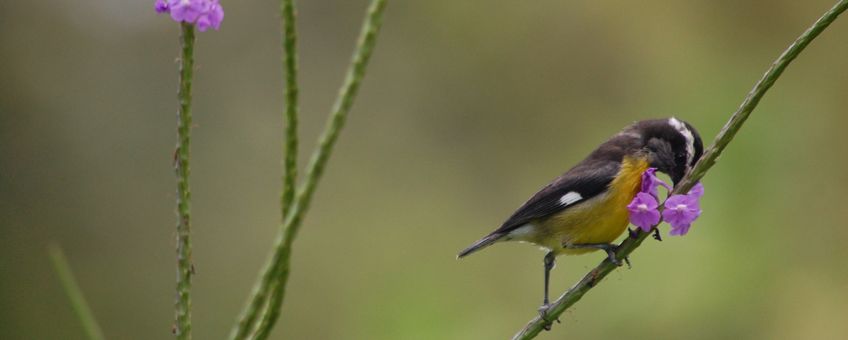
(229, 1), (388, 338)
(174, 22), (195, 340)
(512, 0), (848, 339)
(230, 0), (300, 338)
(280, 0), (300, 241)
(252, 2), (301, 337)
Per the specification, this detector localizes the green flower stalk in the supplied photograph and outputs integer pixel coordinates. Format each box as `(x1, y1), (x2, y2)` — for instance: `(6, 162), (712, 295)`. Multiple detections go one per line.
(174, 22), (196, 340)
(230, 0), (388, 339)
(229, 0), (300, 338)
(253, 0), (301, 337)
(156, 0), (226, 335)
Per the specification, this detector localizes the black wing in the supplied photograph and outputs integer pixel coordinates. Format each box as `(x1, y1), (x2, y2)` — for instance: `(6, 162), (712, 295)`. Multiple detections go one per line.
(492, 160), (620, 235)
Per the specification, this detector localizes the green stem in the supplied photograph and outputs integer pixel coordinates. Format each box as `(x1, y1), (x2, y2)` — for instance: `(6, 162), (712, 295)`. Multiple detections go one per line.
(48, 244), (106, 340)
(175, 22), (195, 340)
(253, 1), (301, 337)
(280, 0), (300, 238)
(512, 1), (848, 339)
(229, 1), (388, 339)
(230, 0), (300, 338)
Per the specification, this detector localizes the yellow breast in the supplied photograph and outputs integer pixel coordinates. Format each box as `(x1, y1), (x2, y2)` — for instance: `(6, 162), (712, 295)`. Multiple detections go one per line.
(533, 156), (649, 255)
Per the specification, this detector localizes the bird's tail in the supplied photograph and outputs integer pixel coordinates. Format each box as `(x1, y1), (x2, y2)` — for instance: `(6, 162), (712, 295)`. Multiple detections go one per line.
(457, 233), (505, 259)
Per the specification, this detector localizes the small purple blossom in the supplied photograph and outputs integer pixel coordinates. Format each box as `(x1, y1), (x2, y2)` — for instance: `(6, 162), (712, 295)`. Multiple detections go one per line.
(155, 0), (224, 31)
(629, 168), (706, 236)
(627, 192), (661, 231)
(195, 2), (224, 32)
(662, 194), (702, 236)
(628, 167), (667, 231)
(640, 167), (671, 199)
(155, 0), (169, 13)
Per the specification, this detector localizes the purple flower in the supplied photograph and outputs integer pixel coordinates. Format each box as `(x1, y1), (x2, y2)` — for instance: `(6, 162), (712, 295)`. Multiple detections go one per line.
(640, 167), (671, 199)
(155, 0), (224, 31)
(627, 192), (661, 232)
(662, 194), (701, 236)
(631, 168), (706, 236)
(155, 0), (169, 13)
(195, 2), (224, 32)
(169, 0), (205, 23)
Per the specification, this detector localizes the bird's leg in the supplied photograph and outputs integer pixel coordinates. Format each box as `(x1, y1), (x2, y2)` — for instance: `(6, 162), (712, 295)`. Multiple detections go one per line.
(543, 252), (554, 306)
(538, 251), (560, 330)
(567, 242), (631, 268)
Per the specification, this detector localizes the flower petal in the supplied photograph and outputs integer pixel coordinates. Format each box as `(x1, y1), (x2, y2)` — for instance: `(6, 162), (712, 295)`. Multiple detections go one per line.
(154, 0), (170, 13)
(161, 0), (224, 29)
(662, 194), (702, 233)
(640, 167), (671, 199)
(688, 182), (705, 198)
(627, 192), (661, 231)
(669, 223), (691, 236)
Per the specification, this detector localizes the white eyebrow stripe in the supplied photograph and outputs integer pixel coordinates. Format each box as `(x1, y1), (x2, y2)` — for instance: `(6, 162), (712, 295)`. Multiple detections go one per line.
(618, 131), (642, 139)
(669, 117), (695, 165)
(559, 191), (583, 206)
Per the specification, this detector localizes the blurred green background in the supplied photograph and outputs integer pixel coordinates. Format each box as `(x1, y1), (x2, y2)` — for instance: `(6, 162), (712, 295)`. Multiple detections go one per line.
(2, 0), (848, 339)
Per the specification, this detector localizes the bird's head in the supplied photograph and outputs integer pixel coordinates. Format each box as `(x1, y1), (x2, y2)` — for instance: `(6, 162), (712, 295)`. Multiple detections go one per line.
(629, 118), (703, 185)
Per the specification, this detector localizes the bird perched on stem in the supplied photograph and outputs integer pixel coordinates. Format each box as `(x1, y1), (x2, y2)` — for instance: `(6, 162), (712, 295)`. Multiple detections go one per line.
(457, 118), (703, 325)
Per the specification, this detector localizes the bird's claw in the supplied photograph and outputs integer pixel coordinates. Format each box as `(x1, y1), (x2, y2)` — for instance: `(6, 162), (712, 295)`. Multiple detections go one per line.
(538, 304), (561, 331)
(607, 252), (622, 266)
(604, 247), (631, 269)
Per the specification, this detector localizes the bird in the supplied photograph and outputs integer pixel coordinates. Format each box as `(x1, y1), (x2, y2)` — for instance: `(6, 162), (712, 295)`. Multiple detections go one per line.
(457, 118), (703, 321)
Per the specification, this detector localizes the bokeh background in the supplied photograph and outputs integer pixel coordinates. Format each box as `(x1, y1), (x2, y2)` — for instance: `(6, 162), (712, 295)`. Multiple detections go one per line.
(2, 0), (848, 339)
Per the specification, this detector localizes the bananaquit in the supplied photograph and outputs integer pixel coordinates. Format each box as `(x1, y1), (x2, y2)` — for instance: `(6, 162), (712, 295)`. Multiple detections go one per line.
(458, 118), (703, 314)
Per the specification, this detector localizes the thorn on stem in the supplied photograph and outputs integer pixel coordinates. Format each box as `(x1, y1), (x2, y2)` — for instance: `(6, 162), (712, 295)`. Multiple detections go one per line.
(652, 228), (663, 241)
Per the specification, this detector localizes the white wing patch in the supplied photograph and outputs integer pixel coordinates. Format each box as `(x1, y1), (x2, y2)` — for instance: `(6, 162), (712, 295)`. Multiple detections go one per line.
(559, 191), (583, 206)
(669, 117), (695, 165)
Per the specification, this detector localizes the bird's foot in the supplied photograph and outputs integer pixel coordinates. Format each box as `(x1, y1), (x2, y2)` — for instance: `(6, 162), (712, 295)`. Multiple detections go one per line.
(537, 304), (561, 331)
(604, 247), (633, 269)
(602, 246), (631, 269)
